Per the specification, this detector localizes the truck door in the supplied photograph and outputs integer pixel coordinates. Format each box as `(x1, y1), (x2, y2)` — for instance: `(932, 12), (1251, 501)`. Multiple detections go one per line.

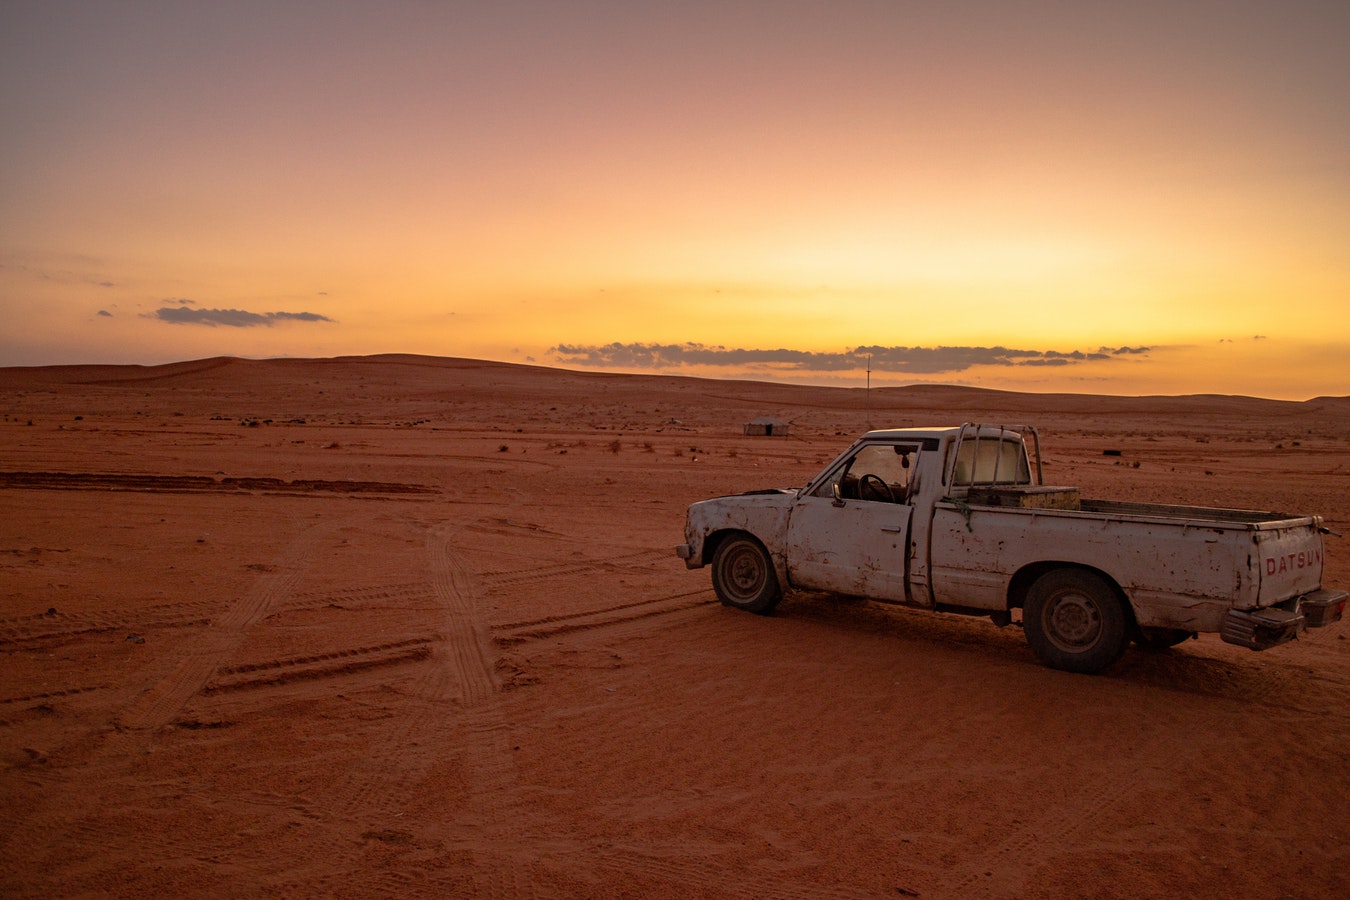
(784, 442), (916, 602)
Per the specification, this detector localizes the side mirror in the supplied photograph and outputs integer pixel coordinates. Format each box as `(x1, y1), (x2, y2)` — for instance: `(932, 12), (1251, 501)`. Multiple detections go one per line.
(832, 482), (845, 507)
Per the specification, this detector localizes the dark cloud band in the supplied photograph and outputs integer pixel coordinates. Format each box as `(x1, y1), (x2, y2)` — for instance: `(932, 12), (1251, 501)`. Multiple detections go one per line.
(153, 306), (333, 327)
(550, 342), (1151, 375)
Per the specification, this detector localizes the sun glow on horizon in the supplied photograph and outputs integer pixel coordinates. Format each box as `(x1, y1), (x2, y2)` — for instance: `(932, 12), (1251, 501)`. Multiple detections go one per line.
(2, 2), (1347, 400)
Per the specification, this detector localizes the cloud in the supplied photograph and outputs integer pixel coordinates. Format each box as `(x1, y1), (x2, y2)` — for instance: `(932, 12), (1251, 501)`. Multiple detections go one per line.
(152, 305), (335, 327)
(550, 342), (1148, 375)
(268, 311), (332, 323)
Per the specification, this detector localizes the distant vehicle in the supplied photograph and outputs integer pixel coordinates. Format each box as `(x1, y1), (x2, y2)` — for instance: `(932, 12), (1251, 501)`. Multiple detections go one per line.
(677, 424), (1346, 673)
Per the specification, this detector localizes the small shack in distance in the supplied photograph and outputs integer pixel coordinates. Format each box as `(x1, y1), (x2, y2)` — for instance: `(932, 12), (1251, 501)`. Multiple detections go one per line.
(743, 416), (789, 437)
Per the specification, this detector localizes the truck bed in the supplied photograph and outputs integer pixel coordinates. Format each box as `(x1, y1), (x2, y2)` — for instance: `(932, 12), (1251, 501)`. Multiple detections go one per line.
(960, 485), (1311, 529)
(931, 491), (1325, 631)
(1077, 498), (1311, 529)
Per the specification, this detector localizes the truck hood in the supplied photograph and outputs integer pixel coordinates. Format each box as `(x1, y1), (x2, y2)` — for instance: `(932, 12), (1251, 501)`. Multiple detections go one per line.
(685, 488), (798, 531)
(691, 488), (797, 506)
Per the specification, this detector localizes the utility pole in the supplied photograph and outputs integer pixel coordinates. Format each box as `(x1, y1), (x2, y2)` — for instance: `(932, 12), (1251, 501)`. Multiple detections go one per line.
(866, 354), (872, 431)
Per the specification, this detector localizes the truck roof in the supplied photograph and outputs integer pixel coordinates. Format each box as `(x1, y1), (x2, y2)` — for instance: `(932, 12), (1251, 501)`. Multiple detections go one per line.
(860, 426), (962, 441)
(861, 424), (1031, 442)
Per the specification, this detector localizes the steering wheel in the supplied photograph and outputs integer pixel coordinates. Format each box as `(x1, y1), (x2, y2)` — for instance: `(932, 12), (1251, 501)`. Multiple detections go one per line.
(859, 473), (894, 503)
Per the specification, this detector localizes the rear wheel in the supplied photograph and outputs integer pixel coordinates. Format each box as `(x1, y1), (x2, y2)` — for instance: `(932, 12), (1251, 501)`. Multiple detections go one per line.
(711, 534), (781, 614)
(1024, 569), (1128, 673)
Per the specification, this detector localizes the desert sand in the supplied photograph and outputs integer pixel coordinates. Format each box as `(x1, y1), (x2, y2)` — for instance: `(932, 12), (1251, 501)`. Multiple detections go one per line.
(2, 354), (1348, 898)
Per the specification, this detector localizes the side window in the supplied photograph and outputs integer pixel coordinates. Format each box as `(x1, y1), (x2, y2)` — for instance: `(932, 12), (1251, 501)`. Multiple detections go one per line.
(810, 443), (919, 503)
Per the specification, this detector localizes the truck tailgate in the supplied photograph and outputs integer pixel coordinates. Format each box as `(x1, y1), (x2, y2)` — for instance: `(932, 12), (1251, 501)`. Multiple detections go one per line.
(1254, 524), (1325, 606)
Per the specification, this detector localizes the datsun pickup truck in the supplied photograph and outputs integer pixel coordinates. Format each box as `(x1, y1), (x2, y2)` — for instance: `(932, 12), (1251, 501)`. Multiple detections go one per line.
(677, 424), (1345, 673)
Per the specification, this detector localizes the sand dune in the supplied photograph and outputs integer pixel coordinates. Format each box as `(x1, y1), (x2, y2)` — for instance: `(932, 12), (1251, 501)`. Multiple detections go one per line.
(2, 356), (1347, 897)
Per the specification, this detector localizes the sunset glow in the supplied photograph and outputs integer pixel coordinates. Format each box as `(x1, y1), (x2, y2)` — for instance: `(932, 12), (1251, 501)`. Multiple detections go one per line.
(2, 1), (1347, 398)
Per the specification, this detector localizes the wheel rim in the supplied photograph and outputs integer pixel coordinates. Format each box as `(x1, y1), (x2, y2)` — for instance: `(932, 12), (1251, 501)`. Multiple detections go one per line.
(722, 545), (765, 600)
(1043, 590), (1102, 652)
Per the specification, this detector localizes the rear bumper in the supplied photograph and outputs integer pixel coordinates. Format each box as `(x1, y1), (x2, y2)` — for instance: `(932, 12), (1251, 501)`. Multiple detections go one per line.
(1299, 588), (1347, 627)
(1220, 588), (1346, 650)
(1221, 607), (1303, 650)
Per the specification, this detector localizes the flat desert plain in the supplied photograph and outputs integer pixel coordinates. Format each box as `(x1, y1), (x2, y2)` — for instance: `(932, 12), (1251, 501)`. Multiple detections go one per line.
(2, 354), (1348, 899)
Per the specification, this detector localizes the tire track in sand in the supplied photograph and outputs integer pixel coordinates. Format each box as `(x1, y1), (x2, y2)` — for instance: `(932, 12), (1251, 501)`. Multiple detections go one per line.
(478, 547), (671, 592)
(930, 725), (1172, 899)
(0, 598), (218, 649)
(0, 516), (344, 885)
(293, 527), (527, 898)
(496, 589), (715, 645)
(425, 534), (499, 705)
(202, 638), (435, 693)
(115, 518), (338, 730)
(422, 529), (533, 898)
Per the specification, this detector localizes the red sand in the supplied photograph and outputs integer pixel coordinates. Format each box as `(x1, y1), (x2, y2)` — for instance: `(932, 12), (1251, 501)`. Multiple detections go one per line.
(2, 355), (1348, 897)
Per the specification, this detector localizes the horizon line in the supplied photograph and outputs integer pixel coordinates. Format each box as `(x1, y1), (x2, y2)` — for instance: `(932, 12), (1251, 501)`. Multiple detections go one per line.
(3, 351), (1345, 405)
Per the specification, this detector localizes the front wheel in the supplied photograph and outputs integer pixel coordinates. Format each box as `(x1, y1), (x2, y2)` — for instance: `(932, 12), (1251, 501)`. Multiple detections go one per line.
(711, 534), (781, 614)
(1023, 569), (1128, 674)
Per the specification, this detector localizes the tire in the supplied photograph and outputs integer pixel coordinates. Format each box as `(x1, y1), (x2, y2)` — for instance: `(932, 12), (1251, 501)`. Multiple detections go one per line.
(711, 533), (781, 615)
(1134, 627), (1194, 650)
(1023, 569), (1128, 674)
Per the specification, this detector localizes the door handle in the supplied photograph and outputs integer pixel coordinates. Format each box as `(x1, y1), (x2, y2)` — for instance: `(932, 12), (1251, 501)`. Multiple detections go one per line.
(881, 525), (904, 533)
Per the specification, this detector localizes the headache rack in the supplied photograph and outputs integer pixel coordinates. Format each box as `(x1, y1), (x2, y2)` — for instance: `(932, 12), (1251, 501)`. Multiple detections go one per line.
(948, 423), (1044, 488)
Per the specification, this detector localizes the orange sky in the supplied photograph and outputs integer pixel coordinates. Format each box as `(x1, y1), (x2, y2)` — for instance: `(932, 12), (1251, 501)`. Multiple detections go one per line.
(2, 1), (1347, 399)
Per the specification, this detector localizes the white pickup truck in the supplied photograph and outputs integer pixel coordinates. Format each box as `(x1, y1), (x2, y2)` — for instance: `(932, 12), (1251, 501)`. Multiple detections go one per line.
(677, 424), (1345, 673)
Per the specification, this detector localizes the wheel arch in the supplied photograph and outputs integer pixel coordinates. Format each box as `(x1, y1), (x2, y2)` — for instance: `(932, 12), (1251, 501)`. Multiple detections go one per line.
(1008, 561), (1137, 627)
